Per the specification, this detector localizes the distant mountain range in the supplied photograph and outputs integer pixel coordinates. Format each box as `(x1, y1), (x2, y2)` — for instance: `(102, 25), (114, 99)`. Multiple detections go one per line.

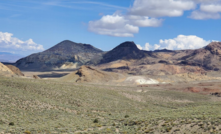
(0, 52), (24, 63)
(13, 40), (221, 73)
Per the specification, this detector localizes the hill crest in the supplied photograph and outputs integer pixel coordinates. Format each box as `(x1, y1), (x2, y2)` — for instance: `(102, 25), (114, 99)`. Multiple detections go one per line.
(44, 40), (103, 54)
(99, 41), (147, 64)
(15, 40), (103, 70)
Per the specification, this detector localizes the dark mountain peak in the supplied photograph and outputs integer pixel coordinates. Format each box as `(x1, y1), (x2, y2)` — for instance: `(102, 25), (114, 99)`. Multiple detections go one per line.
(99, 41), (146, 64)
(45, 40), (103, 54)
(53, 40), (79, 47)
(114, 41), (138, 50)
(60, 40), (73, 43)
(15, 40), (103, 70)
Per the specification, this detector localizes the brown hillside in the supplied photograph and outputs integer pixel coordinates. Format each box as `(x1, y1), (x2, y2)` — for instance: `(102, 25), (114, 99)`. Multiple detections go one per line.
(97, 59), (206, 76)
(175, 42), (221, 70)
(98, 42), (221, 75)
(60, 65), (124, 83)
(0, 62), (14, 76)
(6, 65), (24, 76)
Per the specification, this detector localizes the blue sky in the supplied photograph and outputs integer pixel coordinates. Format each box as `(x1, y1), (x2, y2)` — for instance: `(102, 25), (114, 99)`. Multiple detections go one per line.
(0, 0), (221, 58)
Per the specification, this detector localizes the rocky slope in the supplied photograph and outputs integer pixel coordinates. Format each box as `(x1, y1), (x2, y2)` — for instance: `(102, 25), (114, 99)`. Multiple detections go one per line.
(176, 42), (221, 70)
(5, 65), (24, 76)
(15, 40), (103, 71)
(60, 65), (124, 83)
(0, 62), (14, 76)
(98, 41), (150, 64)
(140, 42), (221, 71)
(98, 42), (221, 75)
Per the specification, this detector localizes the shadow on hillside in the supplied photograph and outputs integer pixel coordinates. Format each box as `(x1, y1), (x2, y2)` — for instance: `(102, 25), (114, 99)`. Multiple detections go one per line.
(38, 72), (69, 78)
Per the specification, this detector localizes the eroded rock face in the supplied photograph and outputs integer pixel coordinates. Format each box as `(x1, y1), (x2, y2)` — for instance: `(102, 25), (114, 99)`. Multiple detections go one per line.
(15, 40), (103, 71)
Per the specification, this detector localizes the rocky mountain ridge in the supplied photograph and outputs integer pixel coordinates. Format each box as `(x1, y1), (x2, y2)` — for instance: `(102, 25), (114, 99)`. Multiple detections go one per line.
(96, 41), (221, 75)
(15, 40), (103, 70)
(13, 40), (221, 75)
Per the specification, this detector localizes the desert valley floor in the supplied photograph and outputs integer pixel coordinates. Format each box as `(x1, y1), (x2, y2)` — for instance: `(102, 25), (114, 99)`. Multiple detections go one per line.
(1, 71), (221, 133)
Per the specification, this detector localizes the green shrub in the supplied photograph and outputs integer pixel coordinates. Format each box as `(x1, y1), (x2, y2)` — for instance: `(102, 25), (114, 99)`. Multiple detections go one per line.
(174, 129), (180, 132)
(125, 115), (129, 118)
(9, 122), (14, 126)
(93, 119), (99, 123)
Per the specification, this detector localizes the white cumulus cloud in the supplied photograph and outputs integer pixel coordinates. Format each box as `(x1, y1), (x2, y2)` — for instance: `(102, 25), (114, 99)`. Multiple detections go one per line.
(190, 1), (221, 20)
(189, 10), (221, 19)
(88, 0), (166, 37)
(189, 0), (220, 3)
(200, 4), (221, 13)
(136, 44), (143, 50)
(0, 32), (44, 55)
(127, 15), (163, 27)
(137, 43), (161, 51)
(129, 0), (196, 17)
(88, 13), (163, 37)
(154, 35), (211, 50)
(144, 43), (152, 50)
(88, 0), (221, 37)
(139, 35), (212, 51)
(154, 44), (161, 50)
(88, 14), (139, 37)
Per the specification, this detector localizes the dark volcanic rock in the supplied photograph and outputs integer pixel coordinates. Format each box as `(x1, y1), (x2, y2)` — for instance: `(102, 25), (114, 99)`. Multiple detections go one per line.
(154, 49), (174, 52)
(211, 92), (221, 97)
(45, 40), (102, 54)
(99, 41), (147, 64)
(15, 40), (103, 71)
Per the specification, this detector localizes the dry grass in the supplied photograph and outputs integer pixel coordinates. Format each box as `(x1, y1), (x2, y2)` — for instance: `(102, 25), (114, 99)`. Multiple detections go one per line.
(0, 76), (221, 133)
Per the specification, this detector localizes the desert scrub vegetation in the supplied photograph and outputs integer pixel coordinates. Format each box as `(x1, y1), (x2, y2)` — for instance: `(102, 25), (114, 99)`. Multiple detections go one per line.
(0, 76), (221, 133)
